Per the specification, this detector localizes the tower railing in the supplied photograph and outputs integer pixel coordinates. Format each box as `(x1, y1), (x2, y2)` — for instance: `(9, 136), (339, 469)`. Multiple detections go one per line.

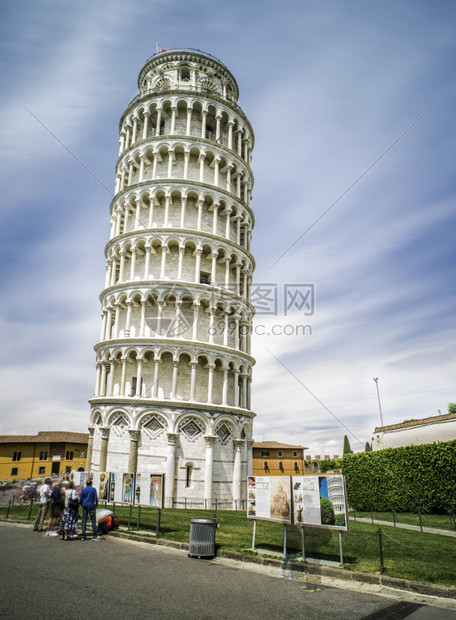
(145, 48), (230, 70)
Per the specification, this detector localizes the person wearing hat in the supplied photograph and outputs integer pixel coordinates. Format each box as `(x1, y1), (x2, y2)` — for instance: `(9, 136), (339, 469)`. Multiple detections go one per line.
(79, 479), (100, 541)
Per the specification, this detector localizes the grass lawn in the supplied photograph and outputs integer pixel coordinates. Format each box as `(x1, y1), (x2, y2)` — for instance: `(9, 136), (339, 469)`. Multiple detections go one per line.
(2, 503), (456, 587)
(350, 509), (456, 532)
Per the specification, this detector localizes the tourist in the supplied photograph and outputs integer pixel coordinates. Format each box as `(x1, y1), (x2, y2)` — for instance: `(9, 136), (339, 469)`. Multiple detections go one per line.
(79, 479), (100, 541)
(33, 478), (52, 532)
(60, 481), (79, 540)
(46, 481), (64, 536)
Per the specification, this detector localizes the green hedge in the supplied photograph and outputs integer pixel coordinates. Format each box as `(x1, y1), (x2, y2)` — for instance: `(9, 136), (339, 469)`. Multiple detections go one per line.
(342, 440), (456, 513)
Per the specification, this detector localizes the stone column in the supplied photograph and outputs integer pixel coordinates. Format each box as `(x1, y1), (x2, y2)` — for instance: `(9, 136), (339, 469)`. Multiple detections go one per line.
(105, 308), (113, 339)
(212, 203), (219, 235)
(152, 359), (161, 398)
(170, 106), (176, 134)
(140, 300), (147, 336)
(119, 252), (126, 282)
(100, 363), (107, 397)
(164, 196), (170, 226)
(144, 245), (151, 278)
(183, 150), (190, 180)
(160, 245), (168, 279)
(147, 195), (155, 227)
(99, 427), (110, 472)
(129, 248), (137, 281)
(135, 199), (142, 229)
(107, 361), (115, 396)
(177, 246), (184, 280)
(105, 261), (112, 288)
(241, 374), (248, 408)
(201, 110), (207, 138)
(232, 439), (244, 509)
(110, 257), (117, 286)
(207, 363), (215, 404)
(222, 367), (229, 405)
(128, 430), (141, 473)
(155, 109), (162, 136)
(194, 248), (202, 283)
(196, 199), (203, 230)
(204, 436), (216, 505)
(120, 358), (127, 396)
(125, 302), (132, 336)
(180, 196), (187, 227)
(190, 361), (197, 401)
(186, 106), (192, 135)
(247, 440), (254, 477)
(94, 363), (101, 396)
(165, 433), (178, 508)
(199, 153), (205, 183)
(171, 361), (179, 399)
(85, 427), (95, 471)
(131, 117), (138, 143)
(142, 112), (149, 139)
(192, 303), (199, 340)
(227, 120), (233, 149)
(113, 303), (120, 338)
(234, 369), (240, 407)
(210, 252), (217, 285)
(135, 359), (143, 397)
(167, 149), (173, 178)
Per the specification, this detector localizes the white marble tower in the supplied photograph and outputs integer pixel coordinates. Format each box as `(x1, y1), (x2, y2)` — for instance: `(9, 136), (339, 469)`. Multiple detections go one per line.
(87, 49), (256, 508)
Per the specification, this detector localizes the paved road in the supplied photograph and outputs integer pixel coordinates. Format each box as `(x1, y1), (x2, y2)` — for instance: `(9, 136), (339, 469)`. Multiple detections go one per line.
(1, 522), (455, 620)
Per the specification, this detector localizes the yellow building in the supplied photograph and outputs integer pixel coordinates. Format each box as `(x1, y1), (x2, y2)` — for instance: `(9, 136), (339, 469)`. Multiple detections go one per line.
(0, 431), (89, 481)
(252, 441), (307, 476)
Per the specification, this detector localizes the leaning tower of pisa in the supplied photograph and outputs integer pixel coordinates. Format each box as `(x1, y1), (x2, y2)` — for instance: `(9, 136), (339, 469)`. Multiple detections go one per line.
(87, 49), (256, 508)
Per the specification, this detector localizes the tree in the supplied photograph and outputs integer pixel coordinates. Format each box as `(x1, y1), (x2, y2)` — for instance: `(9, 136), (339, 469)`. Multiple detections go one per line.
(364, 442), (372, 452)
(448, 403), (456, 414)
(343, 435), (353, 455)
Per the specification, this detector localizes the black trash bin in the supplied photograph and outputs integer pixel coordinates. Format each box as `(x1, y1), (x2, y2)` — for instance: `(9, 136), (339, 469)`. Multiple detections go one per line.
(188, 517), (217, 558)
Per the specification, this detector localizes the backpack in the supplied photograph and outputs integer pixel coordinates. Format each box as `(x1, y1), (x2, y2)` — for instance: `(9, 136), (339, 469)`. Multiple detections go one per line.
(98, 515), (120, 535)
(68, 491), (79, 511)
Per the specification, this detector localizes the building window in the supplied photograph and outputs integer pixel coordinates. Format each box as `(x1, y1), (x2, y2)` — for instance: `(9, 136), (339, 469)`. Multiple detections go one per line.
(261, 450), (269, 457)
(11, 467), (18, 476)
(65, 466), (71, 474)
(66, 451), (73, 461)
(185, 464), (193, 488)
(38, 466), (45, 475)
(263, 461), (269, 472)
(180, 66), (190, 81)
(293, 451), (298, 457)
(130, 377), (144, 397)
(39, 451), (48, 460)
(279, 461), (284, 471)
(200, 271), (210, 285)
(278, 451), (283, 457)
(294, 461), (299, 473)
(12, 451), (21, 461)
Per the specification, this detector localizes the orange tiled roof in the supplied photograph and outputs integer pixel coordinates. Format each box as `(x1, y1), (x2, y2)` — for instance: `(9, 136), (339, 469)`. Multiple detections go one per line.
(0, 431), (89, 444)
(253, 441), (307, 450)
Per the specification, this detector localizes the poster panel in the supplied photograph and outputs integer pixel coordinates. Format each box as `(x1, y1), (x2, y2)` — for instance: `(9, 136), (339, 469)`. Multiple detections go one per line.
(92, 472), (109, 502)
(136, 473), (164, 507)
(112, 472), (123, 504)
(70, 471), (91, 495)
(247, 476), (292, 524)
(122, 473), (135, 504)
(292, 474), (348, 531)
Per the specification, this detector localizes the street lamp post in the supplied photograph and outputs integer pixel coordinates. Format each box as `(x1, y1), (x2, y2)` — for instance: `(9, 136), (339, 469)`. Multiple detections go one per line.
(373, 378), (384, 427)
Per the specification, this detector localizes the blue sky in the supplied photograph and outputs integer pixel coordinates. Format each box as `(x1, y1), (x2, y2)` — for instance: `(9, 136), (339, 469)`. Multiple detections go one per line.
(0, 0), (455, 457)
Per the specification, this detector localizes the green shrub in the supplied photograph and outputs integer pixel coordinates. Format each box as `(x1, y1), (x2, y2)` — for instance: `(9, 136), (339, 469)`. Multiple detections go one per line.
(343, 440), (456, 513)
